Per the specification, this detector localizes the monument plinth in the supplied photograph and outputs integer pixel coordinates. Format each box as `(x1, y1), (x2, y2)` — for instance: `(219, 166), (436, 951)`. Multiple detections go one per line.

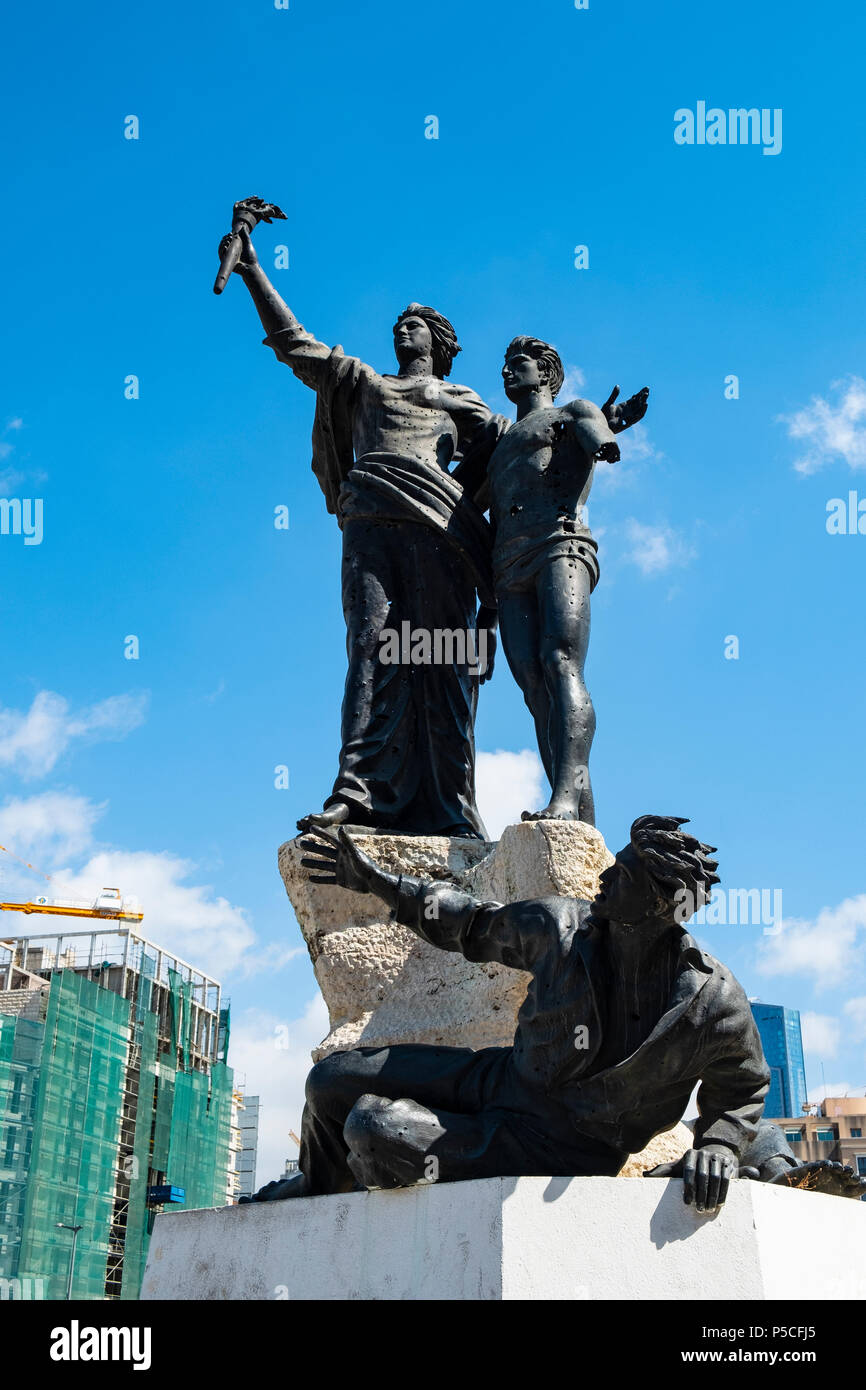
(142, 1175), (866, 1302)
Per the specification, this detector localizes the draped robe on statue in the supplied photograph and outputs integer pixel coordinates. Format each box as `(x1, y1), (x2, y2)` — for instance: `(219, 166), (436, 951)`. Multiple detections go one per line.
(265, 323), (499, 837)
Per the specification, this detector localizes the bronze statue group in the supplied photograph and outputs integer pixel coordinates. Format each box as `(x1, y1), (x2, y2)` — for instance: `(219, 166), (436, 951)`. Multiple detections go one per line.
(219, 210), (864, 1212)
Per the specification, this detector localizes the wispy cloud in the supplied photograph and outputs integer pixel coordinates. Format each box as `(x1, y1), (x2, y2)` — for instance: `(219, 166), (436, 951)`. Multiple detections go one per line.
(807, 1081), (865, 1105)
(0, 790), (105, 864)
(756, 893), (866, 989)
(801, 1011), (841, 1060)
(202, 678), (226, 704)
(0, 690), (148, 779)
(476, 748), (546, 838)
(560, 364), (586, 399)
(228, 997), (329, 1186)
(843, 996), (866, 1039)
(780, 375), (866, 475)
(623, 519), (695, 576)
(0, 789), (273, 983)
(0, 417), (23, 468)
(55, 847), (256, 980)
(0, 467), (24, 492)
(596, 423), (663, 491)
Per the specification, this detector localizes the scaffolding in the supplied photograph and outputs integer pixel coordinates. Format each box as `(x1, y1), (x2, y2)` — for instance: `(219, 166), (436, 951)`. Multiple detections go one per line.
(0, 927), (233, 1299)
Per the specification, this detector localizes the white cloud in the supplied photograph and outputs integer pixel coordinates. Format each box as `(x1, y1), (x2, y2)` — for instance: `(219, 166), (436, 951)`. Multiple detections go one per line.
(617, 423), (658, 463)
(227, 996), (329, 1187)
(623, 519), (694, 576)
(0, 419), (23, 469)
(0, 791), (104, 866)
(52, 848), (256, 980)
(780, 375), (866, 475)
(0, 790), (273, 984)
(807, 1082), (866, 1106)
(595, 424), (662, 493)
(801, 1011), (840, 1060)
(202, 678), (226, 704)
(476, 749), (546, 839)
(560, 364), (586, 399)
(843, 996), (866, 1039)
(0, 690), (148, 779)
(756, 893), (866, 989)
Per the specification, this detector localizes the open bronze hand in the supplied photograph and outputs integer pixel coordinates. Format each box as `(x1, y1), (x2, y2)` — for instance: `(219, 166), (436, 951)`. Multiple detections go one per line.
(299, 826), (380, 894)
(601, 384), (650, 434)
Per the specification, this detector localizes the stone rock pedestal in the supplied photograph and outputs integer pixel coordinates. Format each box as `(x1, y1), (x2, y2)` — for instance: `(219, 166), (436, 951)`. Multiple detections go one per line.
(141, 1176), (866, 1301)
(278, 819), (613, 1057)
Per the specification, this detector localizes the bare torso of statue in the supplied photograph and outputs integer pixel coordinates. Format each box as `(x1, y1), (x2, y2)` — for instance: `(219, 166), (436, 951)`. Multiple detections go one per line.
(351, 374), (465, 469)
(487, 400), (611, 560)
(487, 337), (648, 826)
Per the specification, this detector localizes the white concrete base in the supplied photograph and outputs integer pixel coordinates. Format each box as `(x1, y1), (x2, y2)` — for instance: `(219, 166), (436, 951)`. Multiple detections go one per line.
(140, 1176), (866, 1301)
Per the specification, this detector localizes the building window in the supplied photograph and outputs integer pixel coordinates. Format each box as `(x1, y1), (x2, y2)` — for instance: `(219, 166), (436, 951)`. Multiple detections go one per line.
(851, 1129), (862, 1138)
(856, 1156), (866, 1178)
(814, 1129), (835, 1142)
(784, 1130), (802, 1144)
(2, 1130), (16, 1166)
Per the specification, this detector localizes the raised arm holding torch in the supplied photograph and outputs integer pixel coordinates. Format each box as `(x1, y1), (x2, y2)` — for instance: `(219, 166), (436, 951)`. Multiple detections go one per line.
(213, 195), (286, 295)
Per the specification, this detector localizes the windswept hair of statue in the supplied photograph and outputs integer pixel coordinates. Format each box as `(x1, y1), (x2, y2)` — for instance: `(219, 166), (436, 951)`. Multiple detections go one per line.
(629, 815), (720, 917)
(504, 336), (565, 399)
(394, 304), (461, 378)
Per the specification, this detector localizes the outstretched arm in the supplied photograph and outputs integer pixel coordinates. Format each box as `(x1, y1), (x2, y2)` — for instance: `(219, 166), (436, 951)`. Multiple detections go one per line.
(217, 227), (334, 388)
(300, 829), (556, 970)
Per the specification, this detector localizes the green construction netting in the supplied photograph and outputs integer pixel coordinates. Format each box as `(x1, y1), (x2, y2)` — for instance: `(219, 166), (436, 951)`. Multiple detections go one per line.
(2, 965), (234, 1301)
(0, 1013), (44, 1292)
(119, 1009), (159, 1300)
(15, 971), (130, 1300)
(165, 1063), (234, 1212)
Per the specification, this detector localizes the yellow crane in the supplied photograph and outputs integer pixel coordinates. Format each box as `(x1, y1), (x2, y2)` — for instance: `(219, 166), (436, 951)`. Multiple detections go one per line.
(0, 891), (143, 924)
(0, 842), (143, 924)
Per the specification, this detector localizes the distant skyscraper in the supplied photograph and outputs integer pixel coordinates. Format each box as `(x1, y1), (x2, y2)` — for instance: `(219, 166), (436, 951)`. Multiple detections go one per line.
(750, 1003), (808, 1119)
(237, 1094), (261, 1199)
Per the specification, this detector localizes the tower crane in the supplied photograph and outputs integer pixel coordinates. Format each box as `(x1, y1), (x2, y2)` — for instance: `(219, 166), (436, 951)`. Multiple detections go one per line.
(0, 842), (143, 925)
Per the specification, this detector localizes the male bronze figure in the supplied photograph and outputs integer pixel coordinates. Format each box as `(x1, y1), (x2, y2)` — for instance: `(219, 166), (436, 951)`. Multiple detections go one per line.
(242, 816), (864, 1210)
(486, 338), (648, 824)
(218, 221), (505, 838)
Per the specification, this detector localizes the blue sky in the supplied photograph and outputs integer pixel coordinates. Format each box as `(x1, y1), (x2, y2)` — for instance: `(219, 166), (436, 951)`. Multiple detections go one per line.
(2, 0), (865, 1177)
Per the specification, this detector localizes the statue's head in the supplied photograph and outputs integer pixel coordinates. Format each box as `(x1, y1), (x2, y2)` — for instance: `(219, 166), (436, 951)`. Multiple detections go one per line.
(502, 336), (565, 403)
(393, 304), (461, 378)
(593, 815), (720, 927)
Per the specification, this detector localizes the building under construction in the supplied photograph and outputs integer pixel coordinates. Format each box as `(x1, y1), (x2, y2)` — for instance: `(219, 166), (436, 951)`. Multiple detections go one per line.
(0, 926), (234, 1299)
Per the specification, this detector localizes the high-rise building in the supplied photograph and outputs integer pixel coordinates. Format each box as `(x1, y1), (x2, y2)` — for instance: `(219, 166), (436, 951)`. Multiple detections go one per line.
(237, 1094), (261, 1200)
(749, 1002), (808, 1119)
(0, 926), (233, 1300)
